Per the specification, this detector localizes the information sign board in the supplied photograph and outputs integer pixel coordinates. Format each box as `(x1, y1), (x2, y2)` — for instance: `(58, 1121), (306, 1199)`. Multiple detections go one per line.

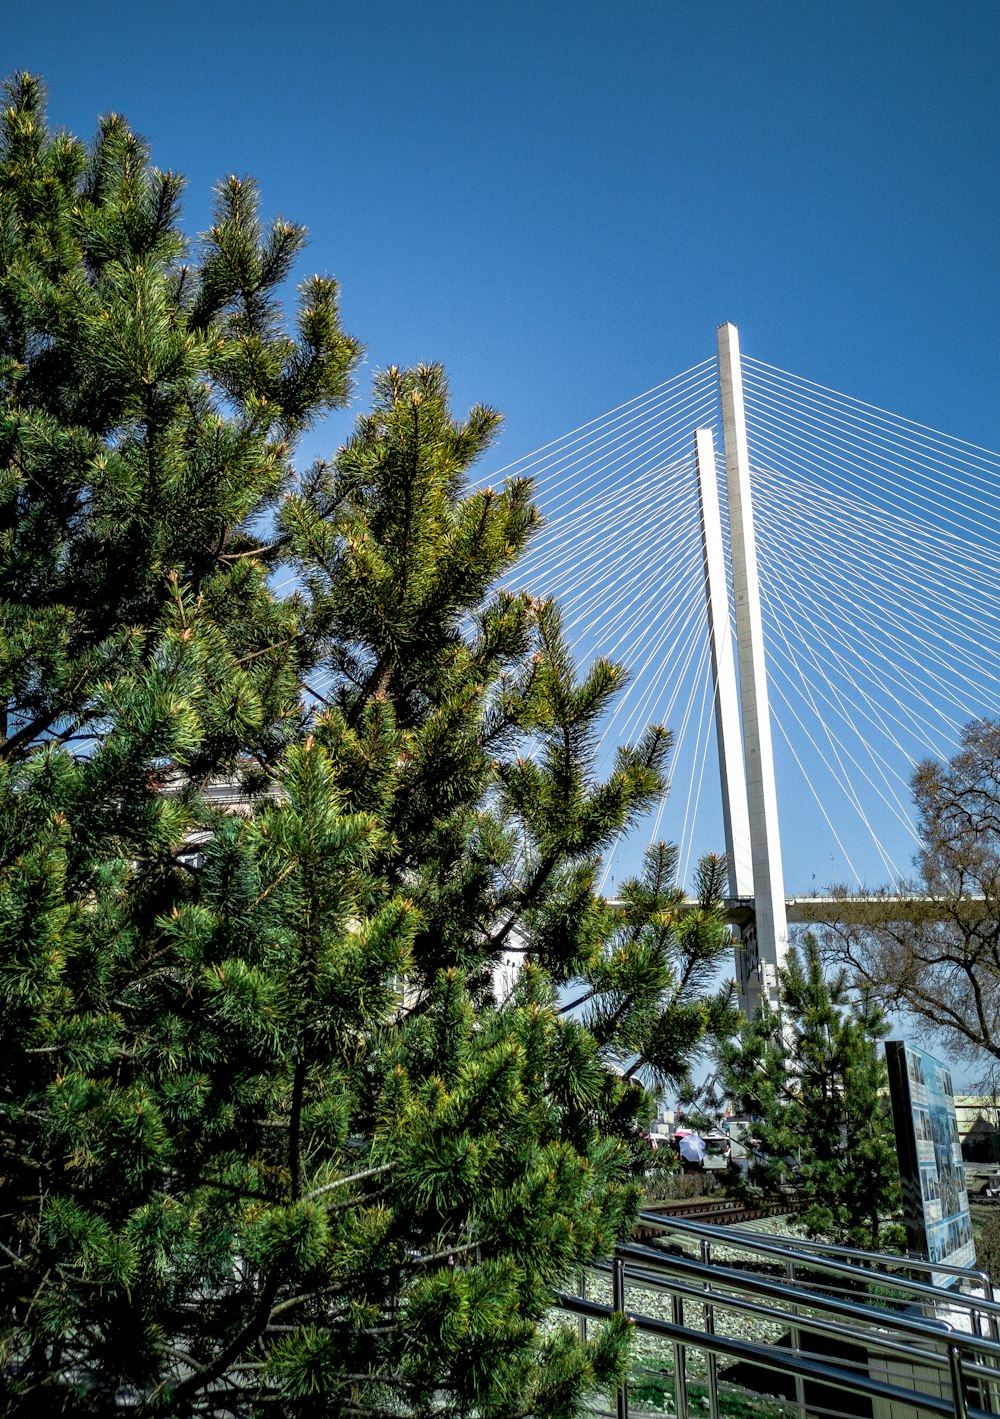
(885, 1040), (975, 1286)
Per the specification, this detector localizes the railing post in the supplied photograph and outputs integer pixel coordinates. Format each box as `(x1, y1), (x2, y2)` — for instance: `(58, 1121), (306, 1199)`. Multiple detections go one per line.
(577, 1268), (587, 1344)
(948, 1344), (969, 1419)
(984, 1277), (1000, 1414)
(672, 1293), (689, 1419)
(613, 1257), (629, 1419)
(701, 1238), (720, 1419)
(786, 1255), (806, 1419)
(969, 1304), (993, 1413)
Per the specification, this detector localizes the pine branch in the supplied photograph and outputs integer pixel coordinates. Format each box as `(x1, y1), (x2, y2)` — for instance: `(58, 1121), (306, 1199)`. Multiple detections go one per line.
(220, 536), (290, 562)
(304, 1163), (394, 1202)
(147, 1275), (282, 1413)
(490, 853), (559, 950)
(288, 1058), (306, 1201)
(410, 1240), (479, 1267)
(345, 647), (394, 730)
(0, 706), (63, 759)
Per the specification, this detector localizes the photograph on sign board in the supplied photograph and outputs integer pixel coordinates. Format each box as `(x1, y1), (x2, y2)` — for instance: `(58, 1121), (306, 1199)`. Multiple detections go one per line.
(886, 1041), (975, 1285)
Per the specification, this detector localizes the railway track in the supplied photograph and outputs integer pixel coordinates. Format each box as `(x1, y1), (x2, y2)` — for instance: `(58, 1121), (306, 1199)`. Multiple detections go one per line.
(634, 1195), (800, 1236)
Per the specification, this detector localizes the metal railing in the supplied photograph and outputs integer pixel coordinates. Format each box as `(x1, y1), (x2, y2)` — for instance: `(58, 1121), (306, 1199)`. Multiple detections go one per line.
(555, 1215), (1000, 1419)
(641, 1211), (996, 1310)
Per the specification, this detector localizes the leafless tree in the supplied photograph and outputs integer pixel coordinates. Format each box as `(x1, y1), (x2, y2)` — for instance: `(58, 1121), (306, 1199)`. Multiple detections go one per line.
(819, 719), (1000, 1076)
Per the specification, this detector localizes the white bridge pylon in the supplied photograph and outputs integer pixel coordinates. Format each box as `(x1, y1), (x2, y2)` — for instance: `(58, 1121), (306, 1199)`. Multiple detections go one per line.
(697, 325), (959, 1015)
(698, 323), (788, 1016)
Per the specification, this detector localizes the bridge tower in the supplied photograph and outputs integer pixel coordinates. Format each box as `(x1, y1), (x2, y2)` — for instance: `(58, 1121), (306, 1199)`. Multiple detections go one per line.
(696, 323), (788, 1014)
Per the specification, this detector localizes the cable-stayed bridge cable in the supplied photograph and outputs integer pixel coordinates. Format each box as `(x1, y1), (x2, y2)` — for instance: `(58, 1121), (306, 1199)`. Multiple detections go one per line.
(473, 348), (1000, 895)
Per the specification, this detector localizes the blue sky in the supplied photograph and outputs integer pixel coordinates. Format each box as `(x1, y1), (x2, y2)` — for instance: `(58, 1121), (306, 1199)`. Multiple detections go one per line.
(7, 0), (1000, 897)
(9, 1), (998, 458)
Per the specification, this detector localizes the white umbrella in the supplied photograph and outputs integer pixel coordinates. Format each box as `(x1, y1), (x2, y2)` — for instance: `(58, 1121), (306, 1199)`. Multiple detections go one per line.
(678, 1133), (706, 1164)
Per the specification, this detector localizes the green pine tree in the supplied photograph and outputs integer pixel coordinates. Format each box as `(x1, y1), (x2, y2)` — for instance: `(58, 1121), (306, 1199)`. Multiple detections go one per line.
(0, 77), (731, 1417)
(719, 937), (903, 1252)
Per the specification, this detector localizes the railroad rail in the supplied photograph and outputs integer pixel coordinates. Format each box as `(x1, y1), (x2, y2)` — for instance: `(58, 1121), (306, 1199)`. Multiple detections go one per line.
(635, 1195), (800, 1235)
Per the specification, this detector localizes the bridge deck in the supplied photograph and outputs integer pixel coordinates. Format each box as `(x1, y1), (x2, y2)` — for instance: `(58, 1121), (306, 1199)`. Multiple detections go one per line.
(608, 895), (985, 925)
